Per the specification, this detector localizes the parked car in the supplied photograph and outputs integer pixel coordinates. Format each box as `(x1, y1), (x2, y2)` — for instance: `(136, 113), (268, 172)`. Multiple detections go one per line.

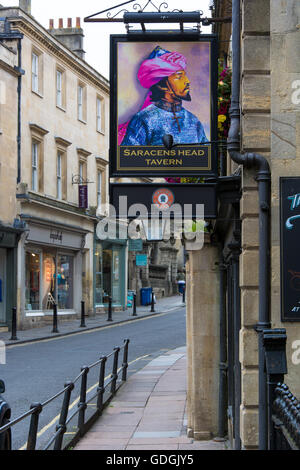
(0, 380), (11, 450)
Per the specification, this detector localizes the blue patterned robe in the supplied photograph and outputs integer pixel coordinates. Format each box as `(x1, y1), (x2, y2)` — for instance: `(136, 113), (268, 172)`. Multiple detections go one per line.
(121, 102), (209, 146)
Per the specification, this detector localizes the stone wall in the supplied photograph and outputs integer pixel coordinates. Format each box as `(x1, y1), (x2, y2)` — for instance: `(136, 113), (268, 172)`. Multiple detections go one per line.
(239, 0), (271, 450)
(239, 0), (300, 449)
(0, 42), (19, 225)
(269, 0), (300, 397)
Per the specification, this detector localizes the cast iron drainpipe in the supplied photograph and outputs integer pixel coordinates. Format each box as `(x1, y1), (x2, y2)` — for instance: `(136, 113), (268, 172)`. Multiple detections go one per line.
(228, 0), (271, 450)
(17, 37), (24, 185)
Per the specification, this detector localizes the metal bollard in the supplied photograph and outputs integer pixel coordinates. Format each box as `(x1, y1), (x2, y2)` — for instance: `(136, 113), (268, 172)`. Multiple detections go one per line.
(132, 293), (137, 316)
(151, 292), (155, 313)
(80, 301), (86, 328)
(52, 303), (59, 333)
(10, 307), (18, 341)
(107, 296), (113, 322)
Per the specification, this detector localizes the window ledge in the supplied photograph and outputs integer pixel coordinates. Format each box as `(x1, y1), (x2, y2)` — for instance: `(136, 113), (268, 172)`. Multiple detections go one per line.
(56, 104), (66, 113)
(96, 130), (105, 136)
(26, 310), (76, 317)
(32, 89), (44, 99)
(78, 118), (87, 125)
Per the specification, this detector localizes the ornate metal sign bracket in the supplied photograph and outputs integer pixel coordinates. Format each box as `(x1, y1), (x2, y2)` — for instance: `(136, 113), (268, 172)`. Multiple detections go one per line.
(84, 1), (230, 32)
(72, 175), (94, 185)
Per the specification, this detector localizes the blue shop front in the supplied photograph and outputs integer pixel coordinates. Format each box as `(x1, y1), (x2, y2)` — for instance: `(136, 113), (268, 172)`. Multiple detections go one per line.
(94, 234), (128, 311)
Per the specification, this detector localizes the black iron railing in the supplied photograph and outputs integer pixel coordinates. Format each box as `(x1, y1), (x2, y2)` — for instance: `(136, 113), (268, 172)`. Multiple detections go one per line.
(0, 339), (130, 450)
(271, 384), (300, 450)
(263, 329), (300, 450)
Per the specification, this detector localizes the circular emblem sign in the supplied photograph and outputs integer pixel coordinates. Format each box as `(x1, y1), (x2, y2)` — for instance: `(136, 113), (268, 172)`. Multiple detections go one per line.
(152, 188), (175, 210)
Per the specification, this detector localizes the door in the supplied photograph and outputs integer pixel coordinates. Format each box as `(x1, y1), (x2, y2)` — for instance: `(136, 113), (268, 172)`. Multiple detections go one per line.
(0, 249), (6, 323)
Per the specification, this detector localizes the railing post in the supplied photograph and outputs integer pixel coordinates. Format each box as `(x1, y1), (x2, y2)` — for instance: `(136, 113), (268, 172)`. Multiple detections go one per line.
(97, 356), (107, 412)
(80, 301), (86, 328)
(132, 293), (137, 316)
(122, 339), (130, 382)
(263, 329), (287, 450)
(151, 292), (155, 313)
(10, 307), (18, 341)
(111, 347), (120, 394)
(107, 296), (113, 322)
(78, 366), (89, 435)
(26, 403), (43, 450)
(54, 382), (74, 450)
(52, 303), (59, 333)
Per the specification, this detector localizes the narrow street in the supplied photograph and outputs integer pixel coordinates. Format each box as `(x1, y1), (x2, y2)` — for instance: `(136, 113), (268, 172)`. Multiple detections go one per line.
(2, 306), (186, 450)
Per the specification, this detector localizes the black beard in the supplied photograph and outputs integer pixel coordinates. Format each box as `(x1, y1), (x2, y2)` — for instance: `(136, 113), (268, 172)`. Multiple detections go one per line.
(181, 92), (191, 102)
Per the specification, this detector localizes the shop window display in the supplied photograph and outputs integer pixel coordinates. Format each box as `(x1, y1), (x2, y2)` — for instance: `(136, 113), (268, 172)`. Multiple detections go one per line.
(25, 250), (74, 312)
(57, 255), (73, 310)
(25, 252), (40, 310)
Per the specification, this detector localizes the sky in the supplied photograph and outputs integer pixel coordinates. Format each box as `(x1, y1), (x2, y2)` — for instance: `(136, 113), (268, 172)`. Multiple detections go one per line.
(0, 0), (212, 79)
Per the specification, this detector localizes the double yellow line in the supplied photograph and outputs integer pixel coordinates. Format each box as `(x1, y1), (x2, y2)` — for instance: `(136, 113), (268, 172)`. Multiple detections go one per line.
(18, 353), (150, 450)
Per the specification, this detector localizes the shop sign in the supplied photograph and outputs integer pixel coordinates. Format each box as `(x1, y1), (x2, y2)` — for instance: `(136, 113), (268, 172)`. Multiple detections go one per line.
(129, 239), (143, 252)
(110, 34), (218, 177)
(136, 254), (147, 266)
(50, 230), (63, 244)
(280, 177), (300, 321)
(27, 223), (86, 250)
(110, 182), (217, 219)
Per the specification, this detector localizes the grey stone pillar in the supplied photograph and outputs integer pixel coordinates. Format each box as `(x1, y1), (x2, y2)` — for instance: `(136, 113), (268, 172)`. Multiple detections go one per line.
(185, 234), (220, 439)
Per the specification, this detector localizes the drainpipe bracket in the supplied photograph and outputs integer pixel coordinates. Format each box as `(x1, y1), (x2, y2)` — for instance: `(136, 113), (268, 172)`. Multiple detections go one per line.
(254, 322), (272, 334)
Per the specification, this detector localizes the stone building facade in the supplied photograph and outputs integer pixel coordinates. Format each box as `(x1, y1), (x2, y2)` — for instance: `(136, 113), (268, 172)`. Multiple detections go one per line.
(0, 28), (23, 328)
(0, 3), (124, 330)
(185, 0), (300, 450)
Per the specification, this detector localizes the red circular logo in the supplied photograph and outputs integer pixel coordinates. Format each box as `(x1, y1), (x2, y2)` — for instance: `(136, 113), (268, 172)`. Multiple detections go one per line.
(152, 188), (175, 210)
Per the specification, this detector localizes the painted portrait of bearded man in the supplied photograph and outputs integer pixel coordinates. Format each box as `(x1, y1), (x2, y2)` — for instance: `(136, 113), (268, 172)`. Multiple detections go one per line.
(118, 44), (210, 147)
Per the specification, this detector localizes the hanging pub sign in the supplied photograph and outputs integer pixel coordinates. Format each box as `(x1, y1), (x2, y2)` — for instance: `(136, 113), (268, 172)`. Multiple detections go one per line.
(110, 33), (218, 177)
(280, 177), (300, 321)
(79, 185), (88, 209)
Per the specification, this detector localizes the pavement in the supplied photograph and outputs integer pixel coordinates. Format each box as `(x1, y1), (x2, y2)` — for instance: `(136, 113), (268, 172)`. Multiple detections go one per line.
(73, 347), (228, 451)
(1, 295), (228, 451)
(0, 295), (185, 346)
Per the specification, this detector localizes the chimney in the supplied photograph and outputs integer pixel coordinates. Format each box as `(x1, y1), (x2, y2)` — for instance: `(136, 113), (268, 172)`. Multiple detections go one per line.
(48, 17), (86, 60)
(19, 0), (31, 14)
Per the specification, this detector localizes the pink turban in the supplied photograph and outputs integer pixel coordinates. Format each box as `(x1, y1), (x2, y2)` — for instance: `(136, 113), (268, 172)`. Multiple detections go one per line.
(137, 51), (187, 89)
(118, 47), (187, 145)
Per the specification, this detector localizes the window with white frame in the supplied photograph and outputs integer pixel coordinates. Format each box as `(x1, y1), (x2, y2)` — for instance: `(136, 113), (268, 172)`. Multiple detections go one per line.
(57, 152), (62, 200)
(32, 50), (43, 95)
(79, 161), (84, 183)
(78, 85), (84, 121)
(32, 141), (38, 191)
(56, 70), (63, 107)
(96, 97), (103, 133)
(32, 52), (39, 93)
(97, 170), (102, 208)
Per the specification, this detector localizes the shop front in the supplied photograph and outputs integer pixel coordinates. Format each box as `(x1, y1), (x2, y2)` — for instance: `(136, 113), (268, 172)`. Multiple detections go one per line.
(94, 237), (127, 310)
(21, 218), (90, 327)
